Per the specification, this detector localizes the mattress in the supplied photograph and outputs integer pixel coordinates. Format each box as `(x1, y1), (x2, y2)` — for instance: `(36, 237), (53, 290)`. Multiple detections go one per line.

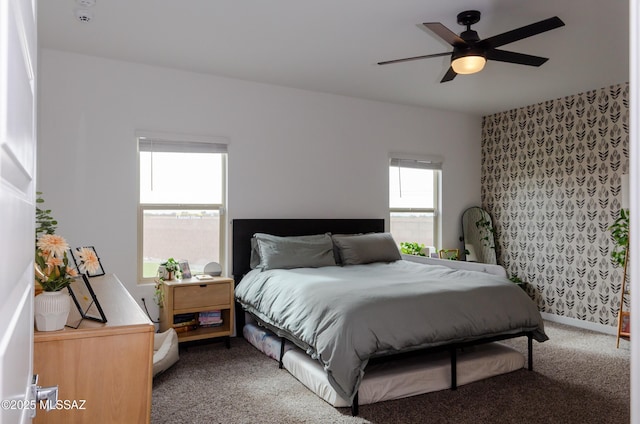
(243, 319), (525, 407)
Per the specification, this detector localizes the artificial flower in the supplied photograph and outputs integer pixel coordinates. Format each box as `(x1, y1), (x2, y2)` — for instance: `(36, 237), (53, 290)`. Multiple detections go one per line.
(46, 256), (64, 268)
(35, 234), (76, 292)
(36, 234), (69, 258)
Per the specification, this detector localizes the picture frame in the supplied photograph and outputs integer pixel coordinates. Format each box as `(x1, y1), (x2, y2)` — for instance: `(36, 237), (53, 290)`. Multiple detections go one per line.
(621, 312), (631, 334)
(71, 246), (105, 277)
(179, 260), (192, 279)
(67, 274), (107, 324)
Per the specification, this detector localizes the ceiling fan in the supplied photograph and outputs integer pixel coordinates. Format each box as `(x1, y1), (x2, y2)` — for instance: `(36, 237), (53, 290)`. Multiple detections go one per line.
(378, 10), (565, 83)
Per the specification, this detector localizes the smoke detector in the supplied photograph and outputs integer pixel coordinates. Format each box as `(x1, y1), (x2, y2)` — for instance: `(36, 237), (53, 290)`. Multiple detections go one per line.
(76, 0), (96, 7)
(75, 8), (93, 23)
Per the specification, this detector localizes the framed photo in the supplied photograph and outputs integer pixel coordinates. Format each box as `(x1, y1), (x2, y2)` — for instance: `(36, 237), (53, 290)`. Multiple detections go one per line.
(67, 274), (107, 324)
(71, 246), (105, 277)
(179, 260), (192, 279)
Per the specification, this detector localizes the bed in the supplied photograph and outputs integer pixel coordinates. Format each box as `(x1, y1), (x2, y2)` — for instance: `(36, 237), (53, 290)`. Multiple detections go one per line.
(232, 218), (548, 415)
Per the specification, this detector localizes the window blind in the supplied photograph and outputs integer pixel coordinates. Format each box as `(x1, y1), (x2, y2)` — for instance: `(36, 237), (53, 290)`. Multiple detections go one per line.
(139, 138), (227, 154)
(389, 157), (442, 170)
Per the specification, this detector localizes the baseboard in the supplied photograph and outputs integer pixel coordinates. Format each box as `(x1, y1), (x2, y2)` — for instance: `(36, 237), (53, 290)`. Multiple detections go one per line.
(541, 312), (617, 336)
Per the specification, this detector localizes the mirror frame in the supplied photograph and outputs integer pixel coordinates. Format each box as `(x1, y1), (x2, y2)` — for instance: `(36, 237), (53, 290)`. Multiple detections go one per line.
(461, 206), (497, 265)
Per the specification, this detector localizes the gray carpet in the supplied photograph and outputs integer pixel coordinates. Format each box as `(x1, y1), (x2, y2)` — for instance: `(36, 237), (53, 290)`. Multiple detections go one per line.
(151, 321), (630, 423)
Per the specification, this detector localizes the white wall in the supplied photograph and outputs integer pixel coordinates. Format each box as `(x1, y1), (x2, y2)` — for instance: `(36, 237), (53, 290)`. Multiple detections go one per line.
(37, 49), (481, 314)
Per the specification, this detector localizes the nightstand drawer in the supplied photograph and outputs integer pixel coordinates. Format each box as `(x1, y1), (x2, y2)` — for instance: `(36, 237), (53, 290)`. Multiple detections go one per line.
(174, 283), (230, 310)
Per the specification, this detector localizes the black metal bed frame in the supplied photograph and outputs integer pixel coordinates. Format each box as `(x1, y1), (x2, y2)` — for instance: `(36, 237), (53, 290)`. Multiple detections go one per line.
(274, 330), (533, 416)
(232, 218), (535, 417)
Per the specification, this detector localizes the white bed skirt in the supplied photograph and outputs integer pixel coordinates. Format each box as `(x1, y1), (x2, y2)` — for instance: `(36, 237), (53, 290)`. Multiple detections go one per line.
(243, 318), (525, 407)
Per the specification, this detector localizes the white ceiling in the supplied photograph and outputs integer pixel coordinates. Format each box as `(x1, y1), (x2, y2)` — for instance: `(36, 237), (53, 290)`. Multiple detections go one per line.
(38, 0), (629, 116)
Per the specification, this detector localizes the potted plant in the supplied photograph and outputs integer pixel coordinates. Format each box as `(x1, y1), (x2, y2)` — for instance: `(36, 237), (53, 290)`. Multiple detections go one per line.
(400, 242), (427, 256)
(33, 194), (74, 331)
(34, 234), (76, 331)
(159, 257), (181, 281)
(34, 234), (100, 330)
(154, 258), (181, 307)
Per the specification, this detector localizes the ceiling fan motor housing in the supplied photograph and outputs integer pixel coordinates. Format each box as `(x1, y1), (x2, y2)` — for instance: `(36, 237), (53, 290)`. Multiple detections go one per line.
(452, 45), (485, 61)
(457, 10), (481, 27)
(454, 27), (483, 63)
(459, 29), (480, 44)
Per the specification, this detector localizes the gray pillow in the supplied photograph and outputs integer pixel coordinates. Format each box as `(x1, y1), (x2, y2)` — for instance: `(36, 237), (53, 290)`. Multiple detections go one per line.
(249, 237), (261, 269)
(330, 233), (362, 264)
(254, 233), (336, 270)
(332, 233), (401, 265)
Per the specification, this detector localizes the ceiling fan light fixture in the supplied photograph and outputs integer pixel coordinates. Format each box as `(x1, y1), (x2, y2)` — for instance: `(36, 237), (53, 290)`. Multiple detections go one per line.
(451, 55), (486, 74)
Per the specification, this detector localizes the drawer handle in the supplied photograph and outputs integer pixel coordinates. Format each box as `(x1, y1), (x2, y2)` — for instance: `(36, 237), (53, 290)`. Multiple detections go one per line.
(199, 284), (207, 288)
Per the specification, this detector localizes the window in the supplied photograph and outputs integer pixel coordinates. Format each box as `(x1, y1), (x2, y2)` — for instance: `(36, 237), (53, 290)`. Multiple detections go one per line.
(138, 133), (227, 282)
(389, 156), (441, 255)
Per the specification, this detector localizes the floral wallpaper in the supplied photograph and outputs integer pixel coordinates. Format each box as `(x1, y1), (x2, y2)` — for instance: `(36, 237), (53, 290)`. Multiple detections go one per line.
(481, 83), (629, 327)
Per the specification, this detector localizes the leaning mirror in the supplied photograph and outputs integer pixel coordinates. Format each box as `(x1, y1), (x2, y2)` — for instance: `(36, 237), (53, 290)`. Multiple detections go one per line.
(461, 206), (497, 265)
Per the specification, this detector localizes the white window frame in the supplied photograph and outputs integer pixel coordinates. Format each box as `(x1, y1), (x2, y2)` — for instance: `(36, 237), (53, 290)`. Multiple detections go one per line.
(136, 131), (228, 283)
(389, 153), (442, 252)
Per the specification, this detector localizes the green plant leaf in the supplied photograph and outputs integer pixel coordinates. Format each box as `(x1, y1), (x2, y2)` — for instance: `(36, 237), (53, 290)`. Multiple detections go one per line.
(609, 208), (630, 267)
(400, 242), (426, 256)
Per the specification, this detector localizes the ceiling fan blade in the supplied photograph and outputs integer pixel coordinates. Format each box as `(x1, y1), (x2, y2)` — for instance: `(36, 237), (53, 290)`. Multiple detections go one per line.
(486, 49), (549, 66)
(440, 67), (457, 83)
(377, 52), (450, 65)
(479, 16), (565, 49)
(423, 22), (466, 47)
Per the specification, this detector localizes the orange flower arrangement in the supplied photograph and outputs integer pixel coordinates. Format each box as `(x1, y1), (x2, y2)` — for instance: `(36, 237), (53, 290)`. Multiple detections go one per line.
(34, 235), (103, 292)
(34, 234), (78, 292)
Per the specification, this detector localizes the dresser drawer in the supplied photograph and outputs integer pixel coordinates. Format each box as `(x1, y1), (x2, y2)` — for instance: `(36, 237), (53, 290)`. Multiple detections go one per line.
(173, 283), (230, 310)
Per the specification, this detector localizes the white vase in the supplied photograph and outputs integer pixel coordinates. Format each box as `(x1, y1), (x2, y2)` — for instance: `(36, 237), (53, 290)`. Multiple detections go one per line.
(34, 291), (70, 331)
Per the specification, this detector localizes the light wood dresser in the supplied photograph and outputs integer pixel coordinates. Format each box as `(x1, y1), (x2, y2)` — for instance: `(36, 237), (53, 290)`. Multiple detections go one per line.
(33, 274), (154, 423)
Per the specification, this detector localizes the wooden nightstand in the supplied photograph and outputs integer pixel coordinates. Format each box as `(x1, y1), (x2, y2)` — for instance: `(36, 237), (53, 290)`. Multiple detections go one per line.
(158, 277), (234, 347)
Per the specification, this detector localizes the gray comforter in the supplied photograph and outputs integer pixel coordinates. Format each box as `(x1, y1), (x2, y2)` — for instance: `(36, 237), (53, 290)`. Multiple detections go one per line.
(235, 260), (548, 402)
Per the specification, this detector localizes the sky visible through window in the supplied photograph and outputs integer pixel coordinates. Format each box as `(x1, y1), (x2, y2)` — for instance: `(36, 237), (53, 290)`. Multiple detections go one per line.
(389, 166), (434, 209)
(140, 152), (223, 204)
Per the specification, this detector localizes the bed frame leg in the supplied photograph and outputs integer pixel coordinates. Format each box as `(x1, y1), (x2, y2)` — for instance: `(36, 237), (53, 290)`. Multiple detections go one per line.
(450, 347), (457, 390)
(527, 333), (533, 371)
(279, 337), (285, 369)
(351, 392), (359, 416)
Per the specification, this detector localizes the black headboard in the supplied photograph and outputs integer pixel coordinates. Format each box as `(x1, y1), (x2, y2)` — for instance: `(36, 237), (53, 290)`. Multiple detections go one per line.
(231, 218), (385, 282)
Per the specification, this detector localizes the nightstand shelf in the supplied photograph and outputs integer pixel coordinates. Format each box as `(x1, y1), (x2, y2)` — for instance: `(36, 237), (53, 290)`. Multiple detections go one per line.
(158, 277), (234, 346)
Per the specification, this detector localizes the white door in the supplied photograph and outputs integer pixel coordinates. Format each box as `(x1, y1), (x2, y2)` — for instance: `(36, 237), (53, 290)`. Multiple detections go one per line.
(0, 0), (37, 422)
